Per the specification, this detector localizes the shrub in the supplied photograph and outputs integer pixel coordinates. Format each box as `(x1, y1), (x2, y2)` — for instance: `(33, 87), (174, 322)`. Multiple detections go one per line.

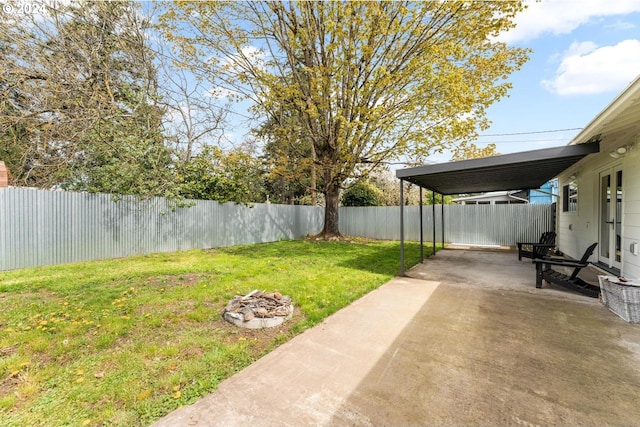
(341, 181), (384, 206)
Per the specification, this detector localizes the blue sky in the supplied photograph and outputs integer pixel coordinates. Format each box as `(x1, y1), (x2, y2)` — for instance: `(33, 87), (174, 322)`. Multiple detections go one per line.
(468, 0), (640, 163)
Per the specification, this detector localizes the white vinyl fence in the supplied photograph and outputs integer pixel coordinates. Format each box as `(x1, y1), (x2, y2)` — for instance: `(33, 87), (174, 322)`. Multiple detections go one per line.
(0, 187), (554, 271)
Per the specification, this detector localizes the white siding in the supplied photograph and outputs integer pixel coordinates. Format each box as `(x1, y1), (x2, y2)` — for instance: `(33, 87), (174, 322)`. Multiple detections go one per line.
(623, 148), (640, 278)
(557, 145), (640, 279)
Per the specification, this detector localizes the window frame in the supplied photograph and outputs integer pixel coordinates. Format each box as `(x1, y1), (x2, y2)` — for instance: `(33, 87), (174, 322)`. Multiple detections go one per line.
(562, 180), (578, 213)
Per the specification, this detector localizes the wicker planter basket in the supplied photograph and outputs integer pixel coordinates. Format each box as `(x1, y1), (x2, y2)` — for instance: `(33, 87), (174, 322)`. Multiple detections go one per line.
(598, 276), (640, 323)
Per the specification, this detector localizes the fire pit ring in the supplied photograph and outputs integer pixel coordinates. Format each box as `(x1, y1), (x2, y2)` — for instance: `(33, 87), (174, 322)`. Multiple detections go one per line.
(223, 290), (294, 329)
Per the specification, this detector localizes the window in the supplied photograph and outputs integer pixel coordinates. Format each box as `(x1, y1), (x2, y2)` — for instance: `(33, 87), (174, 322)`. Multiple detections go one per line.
(562, 181), (578, 212)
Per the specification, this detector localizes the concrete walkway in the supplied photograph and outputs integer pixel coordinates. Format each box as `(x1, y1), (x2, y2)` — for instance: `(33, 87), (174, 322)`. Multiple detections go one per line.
(153, 248), (640, 427)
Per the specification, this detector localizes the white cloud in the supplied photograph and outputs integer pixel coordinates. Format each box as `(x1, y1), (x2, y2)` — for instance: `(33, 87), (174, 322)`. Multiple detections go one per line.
(499, 0), (640, 44)
(605, 20), (638, 31)
(240, 45), (266, 61)
(221, 45), (267, 71)
(541, 39), (640, 95)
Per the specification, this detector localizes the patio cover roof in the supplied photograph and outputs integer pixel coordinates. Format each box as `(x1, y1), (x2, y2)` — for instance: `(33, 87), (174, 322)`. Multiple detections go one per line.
(395, 142), (600, 195)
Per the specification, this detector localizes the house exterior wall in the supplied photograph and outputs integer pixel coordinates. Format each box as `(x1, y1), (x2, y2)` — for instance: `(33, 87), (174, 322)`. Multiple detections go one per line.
(622, 148), (640, 278)
(529, 180), (557, 204)
(557, 142), (640, 279)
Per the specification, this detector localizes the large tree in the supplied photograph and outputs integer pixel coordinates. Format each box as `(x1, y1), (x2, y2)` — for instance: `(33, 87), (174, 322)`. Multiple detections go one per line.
(0, 0), (171, 195)
(154, 37), (230, 165)
(163, 1), (529, 236)
(255, 98), (318, 205)
(451, 142), (500, 161)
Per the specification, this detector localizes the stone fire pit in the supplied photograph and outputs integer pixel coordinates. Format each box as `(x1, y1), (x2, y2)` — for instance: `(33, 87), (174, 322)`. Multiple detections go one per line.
(223, 290), (294, 329)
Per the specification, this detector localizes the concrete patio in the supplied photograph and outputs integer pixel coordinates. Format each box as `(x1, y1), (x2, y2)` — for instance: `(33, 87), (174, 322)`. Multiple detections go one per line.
(152, 248), (640, 427)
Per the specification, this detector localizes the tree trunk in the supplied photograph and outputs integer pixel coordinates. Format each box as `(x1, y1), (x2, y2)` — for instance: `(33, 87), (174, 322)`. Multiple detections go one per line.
(322, 183), (341, 237)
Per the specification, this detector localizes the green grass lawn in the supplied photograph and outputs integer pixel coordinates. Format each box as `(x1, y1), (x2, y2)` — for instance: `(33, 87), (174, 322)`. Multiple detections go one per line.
(0, 239), (426, 427)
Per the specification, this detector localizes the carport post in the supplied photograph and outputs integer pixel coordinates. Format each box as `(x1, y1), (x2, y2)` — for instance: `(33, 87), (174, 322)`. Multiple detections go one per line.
(399, 179), (405, 276)
(432, 191), (436, 257)
(419, 187), (424, 263)
(441, 196), (445, 249)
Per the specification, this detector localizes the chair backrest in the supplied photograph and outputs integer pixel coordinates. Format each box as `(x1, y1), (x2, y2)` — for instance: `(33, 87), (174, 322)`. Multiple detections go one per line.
(545, 231), (557, 245)
(533, 231), (556, 258)
(569, 242), (598, 280)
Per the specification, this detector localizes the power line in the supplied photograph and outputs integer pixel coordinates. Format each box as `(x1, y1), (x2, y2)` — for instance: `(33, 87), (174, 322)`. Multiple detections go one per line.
(477, 127), (582, 137)
(473, 138), (571, 144)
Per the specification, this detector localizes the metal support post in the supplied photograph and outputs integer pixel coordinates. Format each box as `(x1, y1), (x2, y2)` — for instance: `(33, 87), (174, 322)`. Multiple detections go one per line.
(432, 191), (436, 256)
(419, 187), (424, 263)
(399, 179), (405, 276)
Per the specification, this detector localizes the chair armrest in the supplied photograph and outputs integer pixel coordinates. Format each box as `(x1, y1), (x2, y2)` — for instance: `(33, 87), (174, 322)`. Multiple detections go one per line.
(516, 241), (539, 246)
(532, 258), (588, 268)
(531, 243), (555, 249)
(518, 242), (554, 250)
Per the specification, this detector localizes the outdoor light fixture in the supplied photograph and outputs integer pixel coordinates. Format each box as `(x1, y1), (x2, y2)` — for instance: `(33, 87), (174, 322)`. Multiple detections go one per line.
(609, 145), (630, 158)
(569, 174), (577, 181)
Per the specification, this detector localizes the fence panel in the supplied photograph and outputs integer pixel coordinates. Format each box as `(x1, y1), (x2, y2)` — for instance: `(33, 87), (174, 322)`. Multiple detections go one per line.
(0, 188), (323, 271)
(1, 186), (553, 271)
(340, 204), (555, 246)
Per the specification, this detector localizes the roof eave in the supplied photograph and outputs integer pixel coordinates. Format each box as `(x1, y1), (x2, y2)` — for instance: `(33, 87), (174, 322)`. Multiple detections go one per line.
(568, 75), (640, 146)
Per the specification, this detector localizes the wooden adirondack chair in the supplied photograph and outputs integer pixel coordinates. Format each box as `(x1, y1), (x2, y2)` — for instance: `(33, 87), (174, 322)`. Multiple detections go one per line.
(533, 242), (599, 298)
(517, 231), (556, 261)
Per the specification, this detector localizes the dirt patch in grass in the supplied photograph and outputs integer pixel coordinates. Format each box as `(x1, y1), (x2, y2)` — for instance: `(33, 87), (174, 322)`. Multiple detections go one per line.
(145, 273), (203, 289)
(0, 344), (22, 402)
(0, 344), (18, 357)
(0, 375), (20, 400)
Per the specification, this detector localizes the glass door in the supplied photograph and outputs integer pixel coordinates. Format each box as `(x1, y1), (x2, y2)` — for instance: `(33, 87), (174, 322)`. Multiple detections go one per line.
(599, 166), (623, 270)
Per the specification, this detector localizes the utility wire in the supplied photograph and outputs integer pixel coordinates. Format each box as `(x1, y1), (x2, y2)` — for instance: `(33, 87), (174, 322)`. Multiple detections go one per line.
(470, 138), (572, 144)
(477, 128), (582, 137)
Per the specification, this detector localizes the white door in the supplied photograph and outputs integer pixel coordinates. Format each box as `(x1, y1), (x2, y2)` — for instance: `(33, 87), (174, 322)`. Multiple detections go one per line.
(598, 166), (623, 270)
